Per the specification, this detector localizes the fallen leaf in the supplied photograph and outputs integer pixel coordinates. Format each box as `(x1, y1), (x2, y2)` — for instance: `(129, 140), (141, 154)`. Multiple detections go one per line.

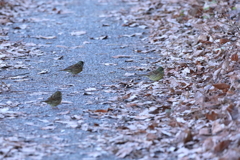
(102, 23), (110, 27)
(203, 138), (214, 151)
(116, 143), (134, 158)
(83, 92), (94, 95)
(231, 54), (238, 61)
(206, 110), (218, 121)
(71, 115), (82, 120)
(212, 120), (225, 134)
(219, 38), (230, 45)
(35, 35), (57, 39)
(61, 101), (73, 104)
(199, 128), (211, 136)
(38, 70), (49, 74)
(57, 110), (70, 115)
(103, 63), (117, 66)
(112, 55), (132, 58)
(94, 109), (108, 113)
(56, 45), (68, 48)
(70, 31), (86, 36)
(41, 126), (56, 130)
(125, 59), (134, 62)
(213, 83), (230, 90)
(94, 35), (108, 40)
(84, 88), (97, 92)
(175, 129), (193, 143)
(226, 104), (239, 120)
(83, 41), (90, 44)
(214, 140), (231, 153)
(124, 72), (135, 77)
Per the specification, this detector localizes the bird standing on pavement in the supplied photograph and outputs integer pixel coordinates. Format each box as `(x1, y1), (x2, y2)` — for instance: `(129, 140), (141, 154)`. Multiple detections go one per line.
(42, 91), (62, 107)
(138, 67), (164, 81)
(60, 61), (84, 75)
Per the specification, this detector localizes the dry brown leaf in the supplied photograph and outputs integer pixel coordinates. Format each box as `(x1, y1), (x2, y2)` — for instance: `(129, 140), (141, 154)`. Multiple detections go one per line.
(213, 83), (230, 90)
(146, 133), (158, 141)
(125, 103), (138, 107)
(214, 140), (231, 153)
(94, 109), (108, 113)
(231, 54), (238, 61)
(219, 38), (230, 45)
(205, 110), (218, 121)
(175, 129), (193, 143)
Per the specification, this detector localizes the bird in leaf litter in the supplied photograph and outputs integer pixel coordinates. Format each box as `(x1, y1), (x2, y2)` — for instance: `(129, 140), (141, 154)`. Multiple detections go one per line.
(138, 67), (164, 81)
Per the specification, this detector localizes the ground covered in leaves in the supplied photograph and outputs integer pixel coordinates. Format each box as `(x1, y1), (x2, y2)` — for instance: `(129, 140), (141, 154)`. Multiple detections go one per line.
(1, 0), (240, 159)
(100, 0), (240, 159)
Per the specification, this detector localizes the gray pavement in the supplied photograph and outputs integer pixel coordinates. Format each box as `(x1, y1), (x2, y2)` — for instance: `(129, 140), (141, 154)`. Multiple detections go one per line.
(0, 0), (152, 159)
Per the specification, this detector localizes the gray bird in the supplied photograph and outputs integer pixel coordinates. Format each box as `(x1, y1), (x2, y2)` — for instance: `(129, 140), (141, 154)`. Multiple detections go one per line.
(42, 91), (62, 107)
(60, 61), (84, 75)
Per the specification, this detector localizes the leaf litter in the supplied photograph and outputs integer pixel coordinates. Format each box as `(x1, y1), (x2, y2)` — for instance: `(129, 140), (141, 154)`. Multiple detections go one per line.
(0, 0), (71, 159)
(84, 0), (240, 159)
(1, 0), (240, 159)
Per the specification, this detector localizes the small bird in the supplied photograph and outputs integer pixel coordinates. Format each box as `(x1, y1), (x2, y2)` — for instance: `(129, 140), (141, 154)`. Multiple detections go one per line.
(42, 91), (62, 107)
(60, 61), (84, 75)
(138, 67), (164, 81)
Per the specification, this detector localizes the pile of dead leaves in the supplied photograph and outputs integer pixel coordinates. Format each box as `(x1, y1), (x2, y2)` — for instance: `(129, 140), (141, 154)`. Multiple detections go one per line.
(0, 0), (44, 92)
(0, 0), (32, 24)
(0, 1), (65, 159)
(91, 0), (240, 159)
